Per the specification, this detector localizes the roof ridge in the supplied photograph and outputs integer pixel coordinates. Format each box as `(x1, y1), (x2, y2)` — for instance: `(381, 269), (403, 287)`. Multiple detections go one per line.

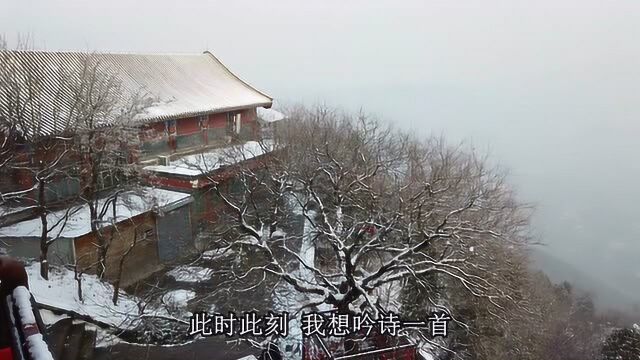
(0, 49), (273, 137)
(1, 49), (208, 56)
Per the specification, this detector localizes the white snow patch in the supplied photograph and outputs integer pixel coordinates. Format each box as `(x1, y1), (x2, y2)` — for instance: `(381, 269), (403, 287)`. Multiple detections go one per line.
(91, 324), (124, 348)
(236, 356), (258, 360)
(0, 187), (191, 238)
(298, 213), (316, 280)
(25, 333), (54, 360)
(418, 348), (435, 360)
(39, 310), (69, 326)
(208, 303), (218, 314)
(26, 263), (159, 328)
(272, 210), (320, 360)
(143, 141), (274, 176)
(272, 279), (304, 360)
(257, 107), (285, 123)
(167, 266), (213, 283)
(162, 290), (196, 309)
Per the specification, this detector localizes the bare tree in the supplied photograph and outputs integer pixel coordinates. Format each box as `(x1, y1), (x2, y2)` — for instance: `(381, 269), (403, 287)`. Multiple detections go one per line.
(0, 39), (82, 279)
(206, 105), (531, 324)
(66, 55), (149, 279)
(601, 326), (640, 360)
(433, 251), (545, 360)
(0, 45), (150, 283)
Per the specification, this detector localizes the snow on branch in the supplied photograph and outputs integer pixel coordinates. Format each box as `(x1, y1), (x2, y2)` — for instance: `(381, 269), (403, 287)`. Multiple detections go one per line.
(204, 105), (531, 325)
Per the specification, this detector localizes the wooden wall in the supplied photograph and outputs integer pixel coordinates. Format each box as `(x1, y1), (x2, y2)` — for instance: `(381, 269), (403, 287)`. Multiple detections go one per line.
(139, 107), (260, 157)
(74, 212), (161, 287)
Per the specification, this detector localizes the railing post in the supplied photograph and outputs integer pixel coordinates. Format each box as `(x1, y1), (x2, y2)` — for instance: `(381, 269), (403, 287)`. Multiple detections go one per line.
(0, 257), (54, 360)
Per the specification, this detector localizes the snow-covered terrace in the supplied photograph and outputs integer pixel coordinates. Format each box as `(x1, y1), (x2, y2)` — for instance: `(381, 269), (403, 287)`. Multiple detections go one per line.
(0, 187), (192, 238)
(143, 140), (274, 177)
(257, 107), (285, 123)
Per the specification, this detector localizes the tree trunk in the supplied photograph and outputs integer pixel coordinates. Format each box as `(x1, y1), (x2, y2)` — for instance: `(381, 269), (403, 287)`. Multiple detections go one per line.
(74, 264), (83, 302)
(113, 230), (139, 306)
(38, 177), (49, 280)
(96, 233), (107, 279)
(39, 253), (49, 280)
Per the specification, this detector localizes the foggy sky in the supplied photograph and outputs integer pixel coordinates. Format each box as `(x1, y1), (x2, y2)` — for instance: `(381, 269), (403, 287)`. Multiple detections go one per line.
(2, 0), (639, 304)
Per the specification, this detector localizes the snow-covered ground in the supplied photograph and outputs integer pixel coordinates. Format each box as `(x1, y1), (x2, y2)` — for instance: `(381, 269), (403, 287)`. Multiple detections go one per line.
(29, 260), (217, 328)
(167, 266), (213, 283)
(26, 263), (161, 329)
(29, 260), (212, 350)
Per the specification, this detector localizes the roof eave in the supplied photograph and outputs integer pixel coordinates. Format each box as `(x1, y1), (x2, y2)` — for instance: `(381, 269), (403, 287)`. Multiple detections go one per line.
(202, 51), (274, 103)
(136, 101), (273, 125)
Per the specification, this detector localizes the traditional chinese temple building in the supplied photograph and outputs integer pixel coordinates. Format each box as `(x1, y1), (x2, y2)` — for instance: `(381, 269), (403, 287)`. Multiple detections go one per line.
(0, 49), (279, 284)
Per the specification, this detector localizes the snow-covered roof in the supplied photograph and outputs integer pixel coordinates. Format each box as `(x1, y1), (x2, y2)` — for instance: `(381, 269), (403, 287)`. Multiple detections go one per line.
(0, 50), (273, 137)
(0, 187), (191, 238)
(257, 107), (286, 123)
(143, 140), (273, 177)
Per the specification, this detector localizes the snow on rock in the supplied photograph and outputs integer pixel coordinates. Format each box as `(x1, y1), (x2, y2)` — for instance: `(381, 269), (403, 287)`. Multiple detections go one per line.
(167, 266), (213, 283)
(26, 263), (153, 329)
(162, 290), (196, 309)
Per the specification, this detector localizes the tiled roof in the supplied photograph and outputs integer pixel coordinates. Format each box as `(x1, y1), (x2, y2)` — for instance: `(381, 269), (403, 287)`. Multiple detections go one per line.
(0, 187), (192, 238)
(0, 50), (272, 136)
